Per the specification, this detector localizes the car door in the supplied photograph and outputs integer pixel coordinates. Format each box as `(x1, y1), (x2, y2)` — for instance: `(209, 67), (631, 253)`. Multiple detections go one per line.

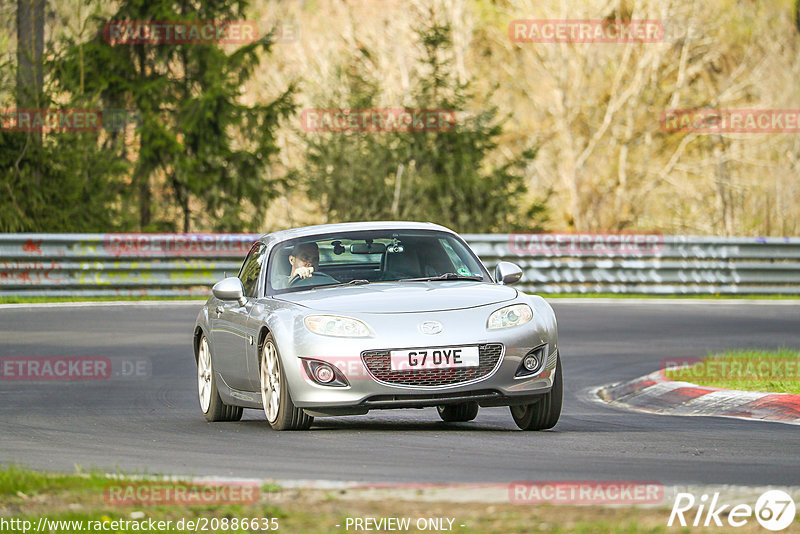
(211, 242), (266, 391)
(243, 299), (270, 392)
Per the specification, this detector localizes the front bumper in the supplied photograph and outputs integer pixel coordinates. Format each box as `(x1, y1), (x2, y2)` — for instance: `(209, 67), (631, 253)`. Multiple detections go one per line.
(287, 345), (557, 415)
(302, 384), (553, 416)
(277, 308), (557, 415)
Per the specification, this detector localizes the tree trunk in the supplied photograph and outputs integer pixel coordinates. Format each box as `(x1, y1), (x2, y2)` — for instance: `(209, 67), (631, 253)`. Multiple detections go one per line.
(796, 0), (800, 35)
(16, 0), (44, 184)
(135, 46), (151, 229)
(138, 174), (151, 230)
(182, 194), (190, 233)
(16, 0), (44, 108)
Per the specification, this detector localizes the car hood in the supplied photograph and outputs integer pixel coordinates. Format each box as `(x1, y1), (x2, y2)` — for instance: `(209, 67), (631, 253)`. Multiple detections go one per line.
(275, 281), (518, 313)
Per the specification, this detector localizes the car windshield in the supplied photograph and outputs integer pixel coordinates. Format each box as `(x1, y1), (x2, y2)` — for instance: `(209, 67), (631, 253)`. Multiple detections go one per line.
(267, 230), (489, 294)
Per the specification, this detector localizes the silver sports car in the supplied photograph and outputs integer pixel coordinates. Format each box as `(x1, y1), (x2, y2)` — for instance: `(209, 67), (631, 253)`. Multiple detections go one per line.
(193, 221), (561, 430)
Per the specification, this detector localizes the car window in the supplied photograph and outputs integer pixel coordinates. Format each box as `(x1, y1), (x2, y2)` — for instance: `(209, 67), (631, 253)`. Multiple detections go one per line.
(238, 242), (266, 297)
(439, 238), (483, 277)
(440, 239), (466, 271)
(267, 230), (490, 294)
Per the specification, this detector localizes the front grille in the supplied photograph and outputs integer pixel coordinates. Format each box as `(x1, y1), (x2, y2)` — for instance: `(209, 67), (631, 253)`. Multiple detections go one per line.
(361, 343), (504, 387)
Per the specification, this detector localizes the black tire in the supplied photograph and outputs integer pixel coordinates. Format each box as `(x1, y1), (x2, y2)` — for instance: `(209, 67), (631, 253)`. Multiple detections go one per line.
(197, 334), (243, 422)
(510, 354), (563, 430)
(260, 334), (313, 431)
(437, 402), (479, 422)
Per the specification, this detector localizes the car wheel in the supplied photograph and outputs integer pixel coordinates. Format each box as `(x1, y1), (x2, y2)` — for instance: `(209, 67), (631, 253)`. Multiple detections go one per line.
(510, 354), (563, 430)
(197, 334), (243, 422)
(437, 402), (479, 422)
(260, 334), (313, 431)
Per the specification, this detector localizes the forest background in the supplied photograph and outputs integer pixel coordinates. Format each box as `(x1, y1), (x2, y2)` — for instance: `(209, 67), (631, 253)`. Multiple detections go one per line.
(2, 0), (799, 236)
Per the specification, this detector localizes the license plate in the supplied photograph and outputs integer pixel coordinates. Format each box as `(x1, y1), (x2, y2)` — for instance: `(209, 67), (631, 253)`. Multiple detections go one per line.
(390, 346), (479, 371)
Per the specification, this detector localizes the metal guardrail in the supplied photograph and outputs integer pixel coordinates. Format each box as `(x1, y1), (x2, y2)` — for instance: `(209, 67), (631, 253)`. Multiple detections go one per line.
(468, 234), (800, 295)
(0, 233), (799, 297)
(0, 234), (257, 297)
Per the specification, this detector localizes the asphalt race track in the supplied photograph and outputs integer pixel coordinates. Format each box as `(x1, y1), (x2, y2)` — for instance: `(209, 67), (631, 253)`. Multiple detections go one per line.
(0, 301), (798, 486)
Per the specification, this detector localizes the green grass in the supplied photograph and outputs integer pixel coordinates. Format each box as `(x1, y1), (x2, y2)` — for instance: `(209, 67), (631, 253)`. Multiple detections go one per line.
(0, 465), (680, 533)
(1, 465), (285, 533)
(664, 348), (800, 394)
(0, 465), (110, 495)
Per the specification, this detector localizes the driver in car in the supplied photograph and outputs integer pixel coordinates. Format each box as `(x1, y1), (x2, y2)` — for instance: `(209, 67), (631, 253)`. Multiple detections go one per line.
(274, 242), (319, 288)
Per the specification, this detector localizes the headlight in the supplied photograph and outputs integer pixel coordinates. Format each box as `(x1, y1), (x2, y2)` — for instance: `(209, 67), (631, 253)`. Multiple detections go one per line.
(487, 304), (533, 330)
(304, 315), (371, 337)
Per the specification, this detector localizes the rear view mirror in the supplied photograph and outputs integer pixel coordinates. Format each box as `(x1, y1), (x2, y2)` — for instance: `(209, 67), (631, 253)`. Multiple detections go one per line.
(350, 243), (387, 254)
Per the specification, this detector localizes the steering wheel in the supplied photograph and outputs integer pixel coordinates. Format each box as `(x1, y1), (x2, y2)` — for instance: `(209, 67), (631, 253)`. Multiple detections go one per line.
(288, 271), (338, 287)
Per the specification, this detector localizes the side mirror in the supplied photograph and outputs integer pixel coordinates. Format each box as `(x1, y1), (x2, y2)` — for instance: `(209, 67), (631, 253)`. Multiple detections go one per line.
(494, 261), (523, 285)
(212, 277), (247, 306)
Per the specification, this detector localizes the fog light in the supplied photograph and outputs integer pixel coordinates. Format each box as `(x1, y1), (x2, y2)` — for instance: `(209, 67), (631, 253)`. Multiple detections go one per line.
(523, 354), (540, 371)
(314, 364), (335, 383)
(302, 359), (349, 387)
(515, 346), (547, 377)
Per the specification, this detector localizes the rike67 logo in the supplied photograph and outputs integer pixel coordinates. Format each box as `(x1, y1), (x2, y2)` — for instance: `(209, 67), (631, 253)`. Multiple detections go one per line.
(669, 490), (796, 531)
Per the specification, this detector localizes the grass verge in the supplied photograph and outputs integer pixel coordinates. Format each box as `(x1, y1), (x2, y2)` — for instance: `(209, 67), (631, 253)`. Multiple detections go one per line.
(0, 465), (684, 534)
(664, 348), (800, 394)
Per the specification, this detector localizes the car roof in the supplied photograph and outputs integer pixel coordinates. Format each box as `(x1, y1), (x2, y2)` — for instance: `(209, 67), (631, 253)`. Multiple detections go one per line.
(258, 221), (457, 246)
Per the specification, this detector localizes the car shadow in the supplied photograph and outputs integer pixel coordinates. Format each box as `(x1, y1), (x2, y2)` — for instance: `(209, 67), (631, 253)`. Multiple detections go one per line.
(308, 419), (516, 432)
(234, 410), (548, 432)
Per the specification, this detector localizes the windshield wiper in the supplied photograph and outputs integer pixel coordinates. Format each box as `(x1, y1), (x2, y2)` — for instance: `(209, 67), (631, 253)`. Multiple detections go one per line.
(308, 279), (370, 290)
(400, 273), (483, 282)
